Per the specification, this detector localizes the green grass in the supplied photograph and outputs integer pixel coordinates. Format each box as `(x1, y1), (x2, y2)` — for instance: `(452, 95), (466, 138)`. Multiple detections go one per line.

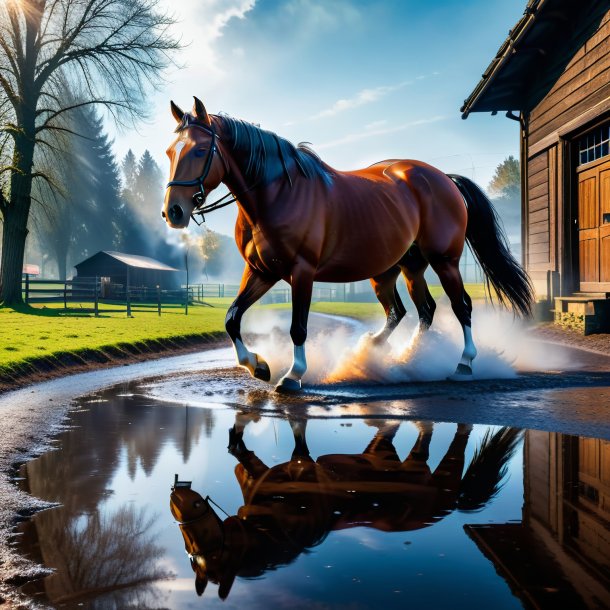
(1, 283), (488, 371)
(0, 303), (228, 368)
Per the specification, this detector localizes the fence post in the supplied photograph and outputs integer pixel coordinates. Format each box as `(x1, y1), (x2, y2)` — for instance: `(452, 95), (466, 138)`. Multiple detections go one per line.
(126, 268), (132, 317)
(24, 274), (30, 304)
(157, 285), (161, 316)
(94, 276), (99, 317)
(64, 280), (67, 309)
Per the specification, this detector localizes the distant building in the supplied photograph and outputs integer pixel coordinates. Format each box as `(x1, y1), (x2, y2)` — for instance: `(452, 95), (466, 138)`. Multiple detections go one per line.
(462, 0), (610, 332)
(74, 251), (180, 296)
(22, 264), (40, 276)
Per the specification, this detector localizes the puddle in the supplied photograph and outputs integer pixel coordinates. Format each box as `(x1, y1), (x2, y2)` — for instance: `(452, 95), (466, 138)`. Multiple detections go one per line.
(11, 383), (610, 610)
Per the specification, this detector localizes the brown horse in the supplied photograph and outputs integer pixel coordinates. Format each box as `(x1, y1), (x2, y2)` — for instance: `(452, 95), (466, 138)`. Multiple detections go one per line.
(169, 414), (522, 600)
(163, 97), (533, 390)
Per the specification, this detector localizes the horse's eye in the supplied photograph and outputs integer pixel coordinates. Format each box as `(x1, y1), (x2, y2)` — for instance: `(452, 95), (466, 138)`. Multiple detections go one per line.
(194, 149), (207, 157)
(194, 501), (202, 508)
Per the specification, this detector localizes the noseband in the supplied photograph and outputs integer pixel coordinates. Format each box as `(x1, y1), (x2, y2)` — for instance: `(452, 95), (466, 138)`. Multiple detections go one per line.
(166, 122), (237, 224)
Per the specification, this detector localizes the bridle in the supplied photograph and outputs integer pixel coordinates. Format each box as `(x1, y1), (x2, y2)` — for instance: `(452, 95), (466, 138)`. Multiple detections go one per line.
(165, 121), (238, 225)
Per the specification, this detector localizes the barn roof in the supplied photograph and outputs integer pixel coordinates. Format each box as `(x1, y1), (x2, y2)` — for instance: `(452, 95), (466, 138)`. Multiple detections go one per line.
(75, 251), (179, 272)
(461, 0), (605, 118)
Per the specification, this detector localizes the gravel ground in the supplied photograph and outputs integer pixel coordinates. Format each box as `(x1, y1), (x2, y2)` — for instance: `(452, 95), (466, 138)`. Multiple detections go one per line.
(534, 323), (610, 355)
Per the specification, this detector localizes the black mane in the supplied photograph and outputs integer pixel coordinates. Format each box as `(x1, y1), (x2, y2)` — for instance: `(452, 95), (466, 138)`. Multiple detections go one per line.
(216, 114), (333, 188)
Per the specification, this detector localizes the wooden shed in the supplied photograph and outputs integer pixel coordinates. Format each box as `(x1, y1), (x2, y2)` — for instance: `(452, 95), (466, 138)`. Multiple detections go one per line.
(462, 0), (610, 332)
(74, 251), (180, 294)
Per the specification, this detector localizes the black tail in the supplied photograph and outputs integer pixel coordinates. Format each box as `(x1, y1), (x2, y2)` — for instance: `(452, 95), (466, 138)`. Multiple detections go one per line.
(457, 427), (523, 512)
(448, 174), (534, 317)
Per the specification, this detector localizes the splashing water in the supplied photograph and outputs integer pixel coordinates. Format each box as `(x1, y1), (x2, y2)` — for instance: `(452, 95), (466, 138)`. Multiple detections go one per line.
(242, 303), (576, 386)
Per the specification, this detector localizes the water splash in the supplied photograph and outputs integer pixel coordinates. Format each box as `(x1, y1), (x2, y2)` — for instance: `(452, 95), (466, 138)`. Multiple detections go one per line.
(243, 303), (576, 385)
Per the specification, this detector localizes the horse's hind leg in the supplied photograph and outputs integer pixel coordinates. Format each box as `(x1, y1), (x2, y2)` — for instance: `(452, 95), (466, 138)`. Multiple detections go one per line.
(431, 423), (472, 507)
(226, 265), (277, 381)
(370, 266), (406, 344)
(399, 244), (436, 331)
(429, 256), (477, 379)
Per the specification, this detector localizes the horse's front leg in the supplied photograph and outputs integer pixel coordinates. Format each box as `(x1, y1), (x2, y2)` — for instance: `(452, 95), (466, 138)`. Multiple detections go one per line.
(226, 265), (276, 381)
(277, 259), (315, 392)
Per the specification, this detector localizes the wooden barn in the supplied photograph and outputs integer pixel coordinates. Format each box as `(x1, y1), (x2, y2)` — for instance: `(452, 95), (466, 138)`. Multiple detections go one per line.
(462, 0), (610, 333)
(74, 251), (180, 295)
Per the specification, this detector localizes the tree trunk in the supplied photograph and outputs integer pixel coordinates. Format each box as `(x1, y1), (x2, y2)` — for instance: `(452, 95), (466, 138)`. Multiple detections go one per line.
(53, 240), (68, 281)
(1, 135), (35, 305)
(0, 3), (40, 306)
(1, 207), (30, 305)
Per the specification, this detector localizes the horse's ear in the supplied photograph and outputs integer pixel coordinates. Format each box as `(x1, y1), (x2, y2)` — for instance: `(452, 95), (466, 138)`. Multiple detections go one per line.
(195, 576), (208, 597)
(193, 96), (211, 126)
(170, 100), (184, 123)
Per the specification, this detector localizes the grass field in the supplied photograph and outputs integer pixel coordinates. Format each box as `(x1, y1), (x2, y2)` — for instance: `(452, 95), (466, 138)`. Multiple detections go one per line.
(0, 303), (228, 369)
(1, 283), (488, 372)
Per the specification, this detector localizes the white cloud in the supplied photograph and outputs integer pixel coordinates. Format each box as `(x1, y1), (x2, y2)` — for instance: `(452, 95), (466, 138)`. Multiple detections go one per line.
(365, 119), (388, 130)
(163, 0), (256, 76)
(315, 115), (447, 150)
(282, 0), (361, 38)
(311, 81), (411, 120)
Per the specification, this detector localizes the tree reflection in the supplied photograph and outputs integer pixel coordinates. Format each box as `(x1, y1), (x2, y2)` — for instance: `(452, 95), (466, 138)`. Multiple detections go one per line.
(24, 504), (170, 608)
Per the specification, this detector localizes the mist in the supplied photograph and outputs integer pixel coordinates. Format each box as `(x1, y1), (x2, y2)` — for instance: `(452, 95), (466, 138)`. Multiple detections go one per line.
(242, 303), (575, 385)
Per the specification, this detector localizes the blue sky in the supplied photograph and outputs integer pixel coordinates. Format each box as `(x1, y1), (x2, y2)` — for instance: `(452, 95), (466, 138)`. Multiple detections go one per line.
(111, 0), (526, 237)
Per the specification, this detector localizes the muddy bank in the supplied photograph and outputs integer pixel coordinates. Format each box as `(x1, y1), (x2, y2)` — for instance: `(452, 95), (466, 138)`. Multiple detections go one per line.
(0, 333), (228, 395)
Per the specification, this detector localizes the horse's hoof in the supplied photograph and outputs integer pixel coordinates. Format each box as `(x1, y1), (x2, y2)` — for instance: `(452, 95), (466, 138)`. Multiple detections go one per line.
(276, 376), (302, 393)
(447, 363), (473, 382)
(254, 357), (271, 382)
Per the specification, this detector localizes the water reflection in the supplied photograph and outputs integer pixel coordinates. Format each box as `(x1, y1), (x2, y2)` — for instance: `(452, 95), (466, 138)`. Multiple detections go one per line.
(466, 431), (610, 609)
(13, 385), (610, 609)
(20, 504), (168, 609)
(169, 414), (522, 601)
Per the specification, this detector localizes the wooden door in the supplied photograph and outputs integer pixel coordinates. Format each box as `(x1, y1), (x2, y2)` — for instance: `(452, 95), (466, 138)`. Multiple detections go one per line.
(577, 159), (610, 291)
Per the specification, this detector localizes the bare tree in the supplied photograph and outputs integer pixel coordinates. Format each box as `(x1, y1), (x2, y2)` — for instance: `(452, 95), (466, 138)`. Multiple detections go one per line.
(0, 0), (179, 304)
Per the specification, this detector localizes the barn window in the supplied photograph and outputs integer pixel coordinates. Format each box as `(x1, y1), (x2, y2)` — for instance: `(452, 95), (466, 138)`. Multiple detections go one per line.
(578, 123), (610, 165)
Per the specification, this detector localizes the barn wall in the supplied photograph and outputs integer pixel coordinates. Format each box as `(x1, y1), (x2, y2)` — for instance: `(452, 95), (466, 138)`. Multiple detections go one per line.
(524, 7), (610, 297)
(524, 147), (558, 298)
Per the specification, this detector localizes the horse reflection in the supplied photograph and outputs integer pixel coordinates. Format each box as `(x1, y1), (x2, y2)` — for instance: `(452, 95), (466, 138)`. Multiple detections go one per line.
(170, 416), (521, 600)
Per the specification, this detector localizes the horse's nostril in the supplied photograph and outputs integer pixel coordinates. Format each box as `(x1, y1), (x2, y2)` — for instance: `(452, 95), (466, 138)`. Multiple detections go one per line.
(161, 210), (166, 219)
(169, 204), (184, 223)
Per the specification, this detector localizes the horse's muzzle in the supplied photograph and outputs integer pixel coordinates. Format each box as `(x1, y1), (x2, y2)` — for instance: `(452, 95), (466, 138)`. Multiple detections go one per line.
(168, 204), (184, 224)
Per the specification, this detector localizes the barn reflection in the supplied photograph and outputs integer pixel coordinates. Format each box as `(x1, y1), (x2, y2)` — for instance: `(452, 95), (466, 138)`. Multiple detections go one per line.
(466, 431), (610, 609)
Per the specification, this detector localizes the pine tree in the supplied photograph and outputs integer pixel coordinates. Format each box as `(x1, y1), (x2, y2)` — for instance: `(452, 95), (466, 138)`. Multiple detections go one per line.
(122, 150), (138, 194)
(35, 106), (124, 278)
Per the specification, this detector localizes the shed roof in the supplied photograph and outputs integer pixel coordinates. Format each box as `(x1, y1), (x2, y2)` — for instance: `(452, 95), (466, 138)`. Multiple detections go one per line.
(461, 0), (604, 118)
(75, 251), (179, 272)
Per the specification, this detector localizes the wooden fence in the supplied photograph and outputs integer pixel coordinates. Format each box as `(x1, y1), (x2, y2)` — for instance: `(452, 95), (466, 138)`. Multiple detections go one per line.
(22, 276), (199, 316)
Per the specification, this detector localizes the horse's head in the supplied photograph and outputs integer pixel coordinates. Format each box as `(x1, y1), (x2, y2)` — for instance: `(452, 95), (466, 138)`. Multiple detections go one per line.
(170, 477), (229, 597)
(162, 97), (227, 228)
